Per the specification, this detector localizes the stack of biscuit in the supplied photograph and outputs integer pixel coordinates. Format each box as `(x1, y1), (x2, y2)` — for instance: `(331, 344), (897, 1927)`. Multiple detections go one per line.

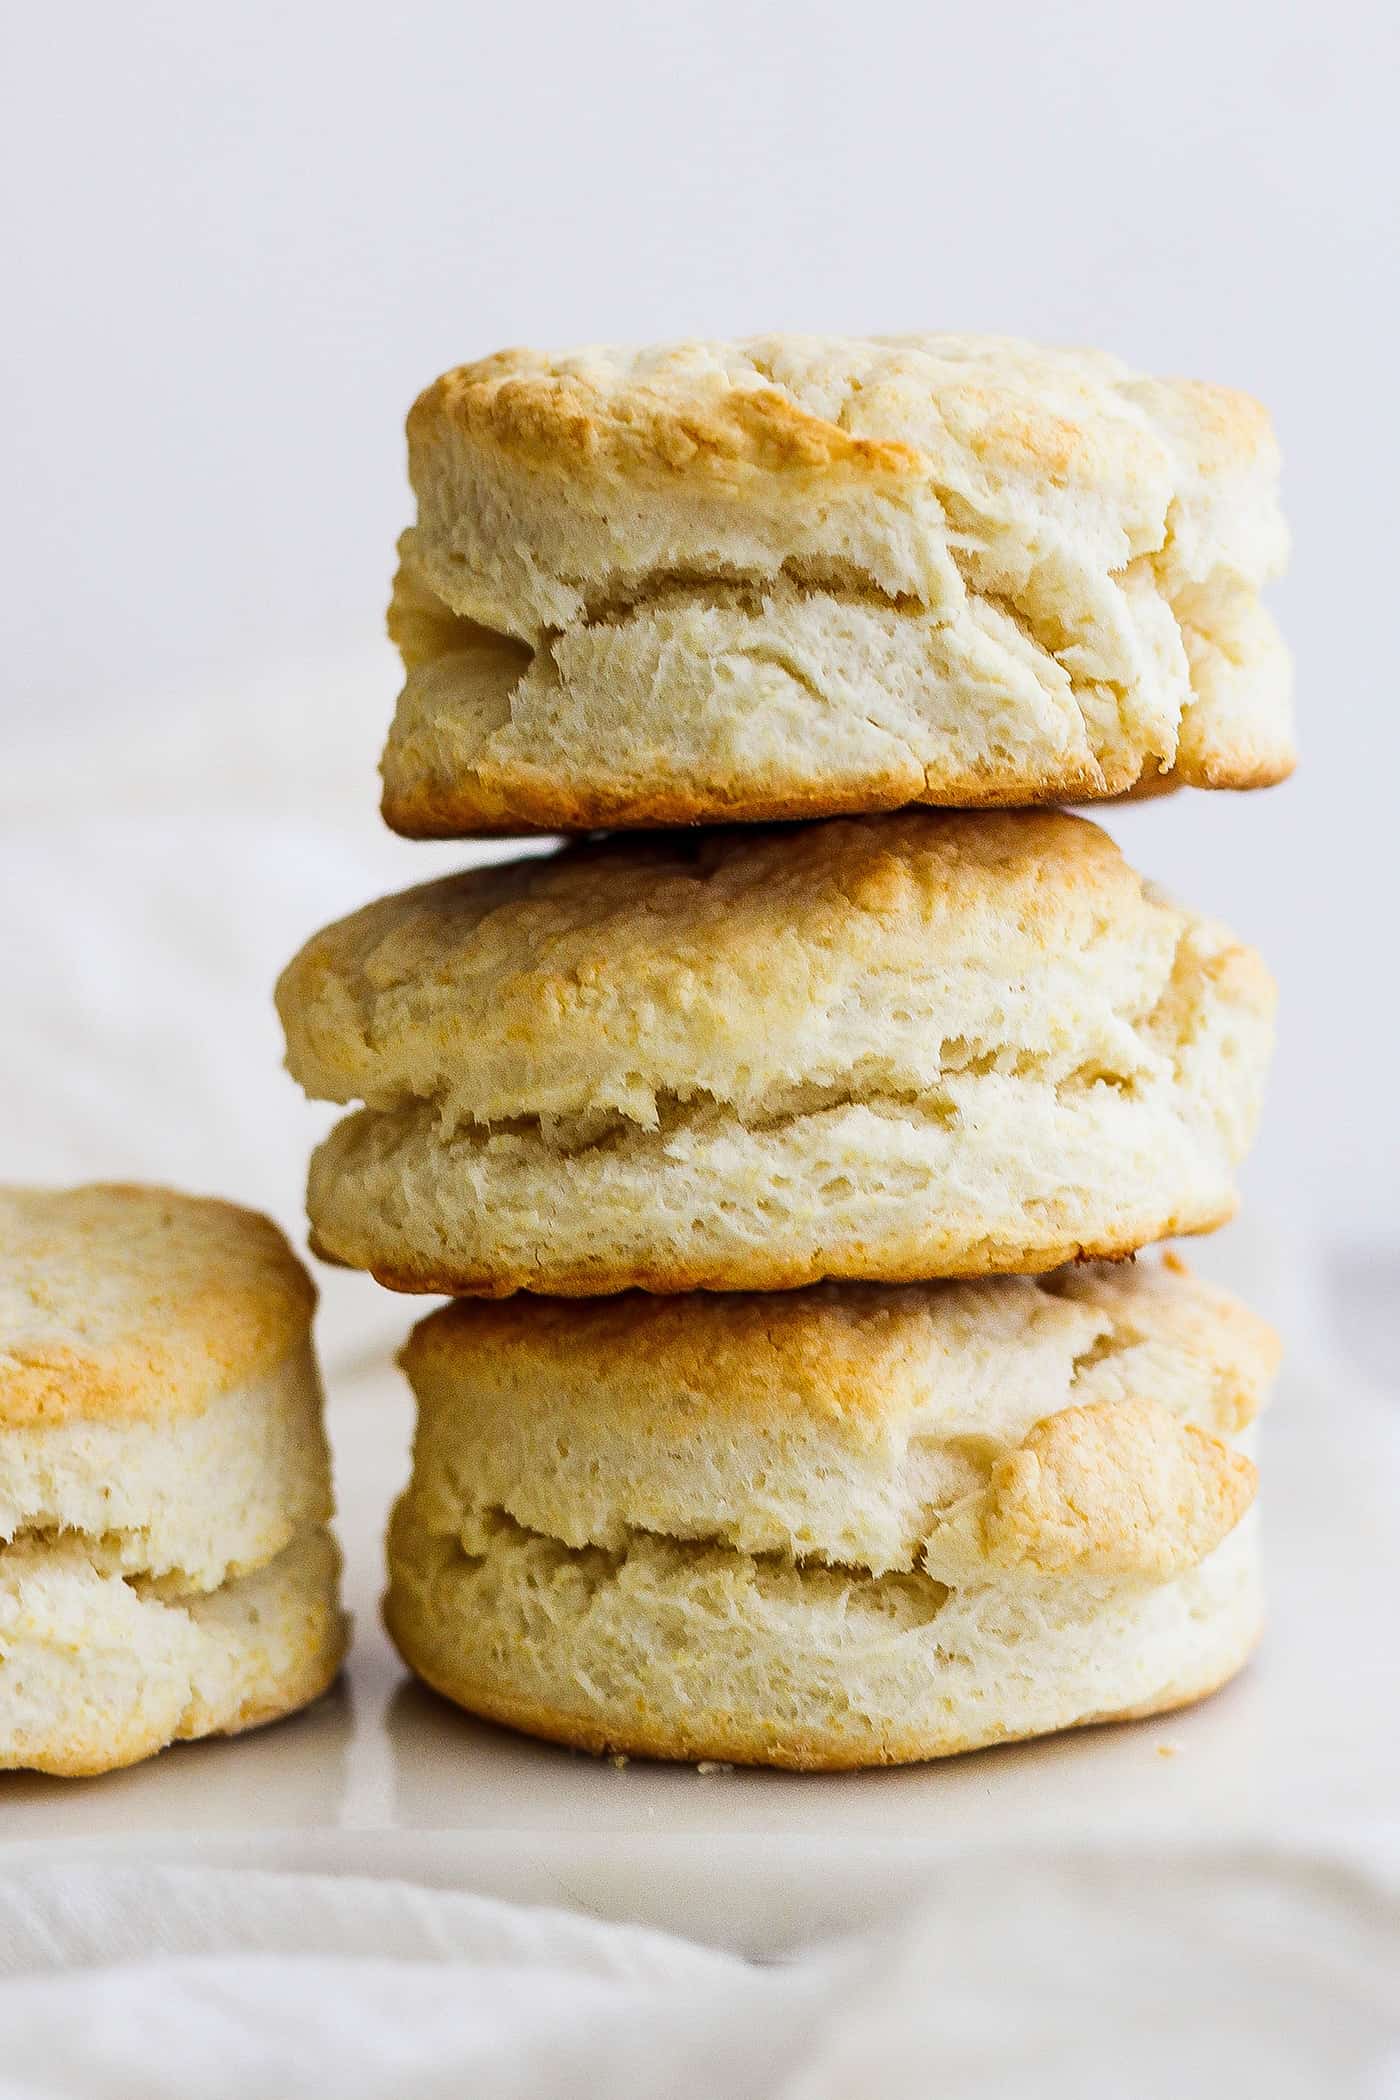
(278, 334), (1291, 1769)
(1, 1186), (346, 1775)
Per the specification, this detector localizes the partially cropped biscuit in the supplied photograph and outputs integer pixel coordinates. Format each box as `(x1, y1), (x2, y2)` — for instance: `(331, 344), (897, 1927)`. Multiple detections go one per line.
(277, 810), (1275, 1296)
(381, 333), (1292, 836)
(0, 1184), (347, 1776)
(386, 1255), (1278, 1767)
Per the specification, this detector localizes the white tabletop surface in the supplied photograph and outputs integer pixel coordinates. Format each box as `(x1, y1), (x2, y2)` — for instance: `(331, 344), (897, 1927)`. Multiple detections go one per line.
(3, 1312), (1396, 1905)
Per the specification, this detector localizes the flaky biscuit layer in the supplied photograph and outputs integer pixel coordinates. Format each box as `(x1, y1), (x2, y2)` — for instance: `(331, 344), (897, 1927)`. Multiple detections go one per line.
(381, 333), (1292, 834)
(279, 813), (1275, 1293)
(386, 1258), (1271, 1768)
(1, 1527), (346, 1777)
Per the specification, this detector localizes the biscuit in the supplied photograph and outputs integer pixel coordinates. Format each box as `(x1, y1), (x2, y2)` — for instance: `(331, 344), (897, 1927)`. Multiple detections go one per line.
(381, 334), (1292, 835)
(277, 811), (1275, 1296)
(385, 1256), (1277, 1767)
(0, 1184), (347, 1775)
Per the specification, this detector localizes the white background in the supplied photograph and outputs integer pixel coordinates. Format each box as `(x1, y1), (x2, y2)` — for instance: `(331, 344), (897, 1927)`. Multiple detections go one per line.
(2, 0), (1395, 1285)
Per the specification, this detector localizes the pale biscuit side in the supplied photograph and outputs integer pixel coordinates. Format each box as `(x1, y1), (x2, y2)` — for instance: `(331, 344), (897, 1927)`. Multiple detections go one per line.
(400, 1260), (1277, 1576)
(386, 1497), (1260, 1769)
(1, 1528), (346, 1777)
(0, 1342), (334, 1592)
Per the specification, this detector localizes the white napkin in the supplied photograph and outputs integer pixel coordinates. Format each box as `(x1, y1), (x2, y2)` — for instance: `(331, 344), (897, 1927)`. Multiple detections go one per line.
(0, 1844), (1397, 2098)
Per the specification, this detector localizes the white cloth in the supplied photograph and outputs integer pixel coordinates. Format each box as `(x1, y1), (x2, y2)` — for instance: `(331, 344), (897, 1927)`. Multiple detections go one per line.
(0, 1845), (1397, 2097)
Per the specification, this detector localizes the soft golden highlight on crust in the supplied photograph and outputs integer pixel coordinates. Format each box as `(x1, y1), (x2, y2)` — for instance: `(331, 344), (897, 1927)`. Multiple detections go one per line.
(408, 353), (926, 485)
(408, 341), (1276, 493)
(1, 1184), (317, 1427)
(400, 1257), (1279, 1451)
(978, 1399), (1257, 1580)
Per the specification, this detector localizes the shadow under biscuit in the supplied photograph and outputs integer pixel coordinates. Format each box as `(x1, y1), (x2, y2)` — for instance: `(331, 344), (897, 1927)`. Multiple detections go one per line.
(0, 1672), (354, 1835)
(385, 1676), (591, 1824)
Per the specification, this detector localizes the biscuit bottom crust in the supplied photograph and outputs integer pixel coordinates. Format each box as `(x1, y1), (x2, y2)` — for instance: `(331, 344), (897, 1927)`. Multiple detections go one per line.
(384, 1506), (1259, 1770)
(381, 750), (1293, 840)
(0, 1528), (347, 1777)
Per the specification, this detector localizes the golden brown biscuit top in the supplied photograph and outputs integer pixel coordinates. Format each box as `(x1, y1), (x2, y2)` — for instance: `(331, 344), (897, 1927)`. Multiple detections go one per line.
(0, 1184), (316, 1427)
(399, 1257), (1277, 1584)
(284, 806), (1127, 1008)
(410, 333), (1277, 500)
(403, 1256), (1280, 1445)
(276, 808), (1274, 1131)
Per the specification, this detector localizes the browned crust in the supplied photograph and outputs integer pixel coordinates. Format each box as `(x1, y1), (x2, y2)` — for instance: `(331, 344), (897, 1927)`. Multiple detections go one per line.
(980, 1400), (1257, 1579)
(399, 1254), (1280, 1444)
(408, 347), (1276, 496)
(2, 1184), (318, 1427)
(410, 358), (923, 489)
(380, 754), (1293, 841)
(385, 1598), (1259, 1773)
(6, 1637), (347, 1781)
(308, 1201), (1234, 1299)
